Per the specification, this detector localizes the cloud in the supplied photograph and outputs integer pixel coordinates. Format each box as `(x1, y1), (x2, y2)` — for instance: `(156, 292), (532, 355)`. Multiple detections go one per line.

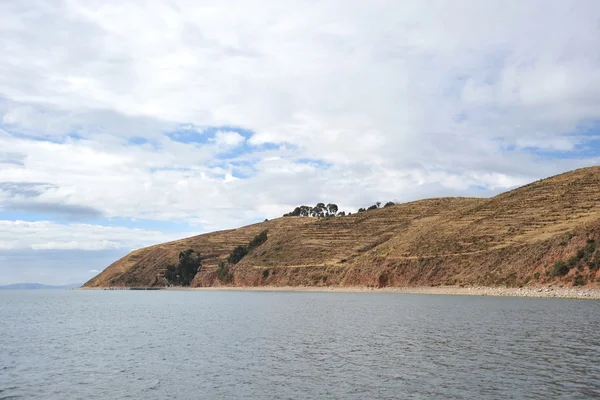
(0, 182), (104, 219)
(0, 182), (52, 198)
(4, 202), (103, 219)
(212, 130), (246, 147)
(0, 0), (599, 257)
(0, 152), (25, 166)
(0, 220), (196, 251)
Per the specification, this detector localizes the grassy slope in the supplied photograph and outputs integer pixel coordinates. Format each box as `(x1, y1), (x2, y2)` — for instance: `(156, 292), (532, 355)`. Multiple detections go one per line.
(85, 166), (600, 288)
(84, 217), (313, 287)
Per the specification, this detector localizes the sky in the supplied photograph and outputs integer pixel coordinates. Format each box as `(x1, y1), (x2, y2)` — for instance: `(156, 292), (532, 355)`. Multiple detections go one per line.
(1, 0), (600, 285)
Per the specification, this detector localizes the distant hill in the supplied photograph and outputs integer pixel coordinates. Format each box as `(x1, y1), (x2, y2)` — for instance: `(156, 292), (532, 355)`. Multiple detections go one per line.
(0, 283), (81, 290)
(86, 166), (600, 289)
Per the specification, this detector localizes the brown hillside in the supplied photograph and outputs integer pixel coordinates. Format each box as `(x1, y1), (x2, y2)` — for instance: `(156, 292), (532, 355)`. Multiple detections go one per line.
(86, 166), (600, 289)
(84, 217), (313, 287)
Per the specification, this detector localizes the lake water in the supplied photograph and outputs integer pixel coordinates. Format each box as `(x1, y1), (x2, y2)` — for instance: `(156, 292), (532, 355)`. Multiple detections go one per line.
(1, 290), (599, 399)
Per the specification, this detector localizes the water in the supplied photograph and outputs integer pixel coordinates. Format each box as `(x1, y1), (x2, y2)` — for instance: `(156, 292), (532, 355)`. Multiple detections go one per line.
(1, 290), (599, 399)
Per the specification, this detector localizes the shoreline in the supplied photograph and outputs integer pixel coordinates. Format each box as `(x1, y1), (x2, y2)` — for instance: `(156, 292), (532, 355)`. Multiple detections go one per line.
(80, 285), (600, 299)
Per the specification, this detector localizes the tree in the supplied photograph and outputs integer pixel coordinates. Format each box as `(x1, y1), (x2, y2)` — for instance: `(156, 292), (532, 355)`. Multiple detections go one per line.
(376, 201), (381, 208)
(164, 264), (179, 284)
(290, 207), (302, 216)
(300, 205), (311, 217)
(358, 207), (366, 212)
(313, 203), (326, 218)
(337, 211), (346, 217)
(164, 249), (201, 286)
(283, 204), (347, 218)
(384, 201), (395, 208)
(367, 204), (378, 211)
(327, 203), (338, 215)
(178, 249), (201, 286)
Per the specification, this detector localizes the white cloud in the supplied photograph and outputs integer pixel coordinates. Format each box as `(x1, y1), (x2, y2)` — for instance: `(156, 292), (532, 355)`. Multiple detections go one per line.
(0, 220), (194, 251)
(0, 0), (599, 234)
(211, 130), (246, 147)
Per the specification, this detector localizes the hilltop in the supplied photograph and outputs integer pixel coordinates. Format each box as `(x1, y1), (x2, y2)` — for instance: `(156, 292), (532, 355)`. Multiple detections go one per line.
(85, 167), (600, 289)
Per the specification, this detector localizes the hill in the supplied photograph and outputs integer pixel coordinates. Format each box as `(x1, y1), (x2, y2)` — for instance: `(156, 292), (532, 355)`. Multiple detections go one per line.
(0, 283), (81, 290)
(85, 167), (600, 289)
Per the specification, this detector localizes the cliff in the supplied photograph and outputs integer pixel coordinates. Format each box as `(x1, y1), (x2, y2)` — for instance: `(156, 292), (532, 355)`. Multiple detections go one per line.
(85, 166), (600, 288)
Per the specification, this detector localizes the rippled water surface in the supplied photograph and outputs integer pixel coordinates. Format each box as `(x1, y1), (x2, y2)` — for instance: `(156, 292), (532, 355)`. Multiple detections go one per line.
(1, 290), (599, 399)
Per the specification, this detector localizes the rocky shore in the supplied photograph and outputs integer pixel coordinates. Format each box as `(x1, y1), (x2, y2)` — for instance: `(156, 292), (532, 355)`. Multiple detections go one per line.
(82, 285), (600, 299)
(197, 285), (600, 299)
(371, 286), (600, 299)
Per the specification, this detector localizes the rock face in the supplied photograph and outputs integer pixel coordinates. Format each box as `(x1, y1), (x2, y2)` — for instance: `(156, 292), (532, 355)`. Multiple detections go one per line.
(85, 167), (600, 289)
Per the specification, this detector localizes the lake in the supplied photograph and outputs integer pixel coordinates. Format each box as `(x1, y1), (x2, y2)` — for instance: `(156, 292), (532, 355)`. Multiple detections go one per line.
(1, 290), (599, 399)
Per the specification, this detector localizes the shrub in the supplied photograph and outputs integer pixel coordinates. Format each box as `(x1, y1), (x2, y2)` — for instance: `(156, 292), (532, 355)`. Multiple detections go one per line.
(384, 201), (395, 208)
(567, 256), (579, 268)
(573, 274), (586, 286)
(583, 242), (597, 260)
(534, 272), (540, 280)
(552, 261), (569, 277)
(592, 254), (600, 270)
(248, 230), (268, 251)
(217, 261), (233, 283)
(262, 269), (269, 279)
(227, 230), (269, 265)
(367, 204), (378, 211)
(227, 245), (248, 264)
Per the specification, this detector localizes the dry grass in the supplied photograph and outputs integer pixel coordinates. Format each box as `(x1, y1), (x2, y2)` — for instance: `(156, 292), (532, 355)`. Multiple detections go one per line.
(84, 217), (312, 287)
(86, 166), (600, 288)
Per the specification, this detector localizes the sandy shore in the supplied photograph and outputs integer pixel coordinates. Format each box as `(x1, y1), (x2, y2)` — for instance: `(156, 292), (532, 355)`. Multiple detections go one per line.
(83, 285), (600, 299)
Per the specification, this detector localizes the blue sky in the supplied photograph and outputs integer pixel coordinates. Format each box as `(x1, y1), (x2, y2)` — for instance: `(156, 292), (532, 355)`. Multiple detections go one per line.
(1, 0), (600, 285)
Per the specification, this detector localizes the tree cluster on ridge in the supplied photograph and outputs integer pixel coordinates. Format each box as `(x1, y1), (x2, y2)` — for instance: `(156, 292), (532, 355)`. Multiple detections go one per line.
(283, 203), (345, 218)
(284, 201), (397, 217)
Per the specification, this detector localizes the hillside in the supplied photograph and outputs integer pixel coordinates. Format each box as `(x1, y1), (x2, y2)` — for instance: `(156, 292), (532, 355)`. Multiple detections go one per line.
(85, 167), (600, 289)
